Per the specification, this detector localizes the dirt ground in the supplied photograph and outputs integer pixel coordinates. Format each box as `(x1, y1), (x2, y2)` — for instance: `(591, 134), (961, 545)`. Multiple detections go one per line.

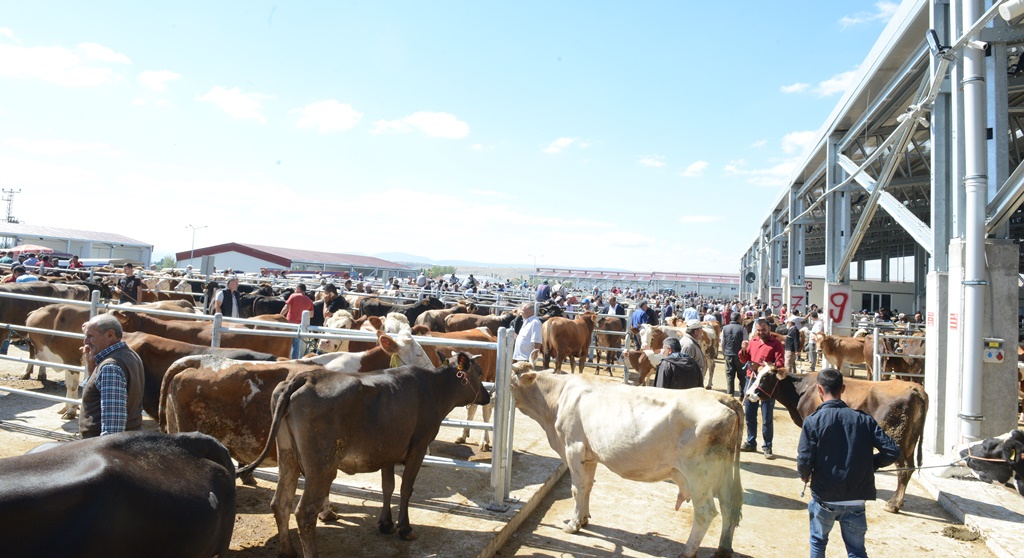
(0, 344), (998, 558)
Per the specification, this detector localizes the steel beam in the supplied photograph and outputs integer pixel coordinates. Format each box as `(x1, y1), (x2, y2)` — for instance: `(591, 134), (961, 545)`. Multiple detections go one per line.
(837, 155), (935, 252)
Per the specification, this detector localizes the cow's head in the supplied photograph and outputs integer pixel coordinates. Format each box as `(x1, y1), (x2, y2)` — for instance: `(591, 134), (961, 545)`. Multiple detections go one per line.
(744, 362), (784, 403)
(378, 330), (434, 369)
(959, 431), (1023, 493)
(448, 351), (490, 406)
(109, 310), (140, 332)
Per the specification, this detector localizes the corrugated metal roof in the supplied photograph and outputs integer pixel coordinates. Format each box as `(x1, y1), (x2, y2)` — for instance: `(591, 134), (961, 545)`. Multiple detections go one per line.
(536, 268), (739, 284)
(0, 223), (152, 247)
(176, 242), (411, 270)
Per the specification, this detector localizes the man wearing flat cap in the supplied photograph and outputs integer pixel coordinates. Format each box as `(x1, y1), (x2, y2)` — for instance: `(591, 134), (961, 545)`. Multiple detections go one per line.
(678, 319), (708, 380)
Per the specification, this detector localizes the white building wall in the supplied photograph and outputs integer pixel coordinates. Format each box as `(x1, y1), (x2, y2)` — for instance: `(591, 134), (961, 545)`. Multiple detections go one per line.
(177, 251), (277, 273)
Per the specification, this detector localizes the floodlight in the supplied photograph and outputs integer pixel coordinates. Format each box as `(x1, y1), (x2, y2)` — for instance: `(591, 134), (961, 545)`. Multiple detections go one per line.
(926, 29), (949, 56)
(1000, 0), (1024, 22)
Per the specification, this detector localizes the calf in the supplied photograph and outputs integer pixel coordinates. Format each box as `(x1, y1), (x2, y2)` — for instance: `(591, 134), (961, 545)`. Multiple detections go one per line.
(593, 316), (625, 375)
(236, 353), (490, 557)
(511, 371), (743, 558)
(0, 431), (235, 558)
(815, 332), (873, 376)
(542, 311), (598, 374)
(958, 429), (1024, 495)
(746, 367), (927, 512)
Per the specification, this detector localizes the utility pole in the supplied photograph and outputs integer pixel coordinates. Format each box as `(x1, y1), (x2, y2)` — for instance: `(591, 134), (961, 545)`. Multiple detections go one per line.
(2, 189), (20, 224)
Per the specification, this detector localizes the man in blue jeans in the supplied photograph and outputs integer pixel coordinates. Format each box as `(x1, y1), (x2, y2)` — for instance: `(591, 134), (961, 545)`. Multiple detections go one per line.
(739, 318), (785, 458)
(797, 368), (899, 558)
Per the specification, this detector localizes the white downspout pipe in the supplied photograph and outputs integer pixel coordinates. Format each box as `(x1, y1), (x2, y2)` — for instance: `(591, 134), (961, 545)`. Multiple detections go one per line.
(959, 0), (987, 442)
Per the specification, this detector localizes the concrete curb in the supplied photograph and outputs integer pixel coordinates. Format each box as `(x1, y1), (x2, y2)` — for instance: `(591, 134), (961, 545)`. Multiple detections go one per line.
(914, 451), (1024, 558)
(478, 462), (567, 558)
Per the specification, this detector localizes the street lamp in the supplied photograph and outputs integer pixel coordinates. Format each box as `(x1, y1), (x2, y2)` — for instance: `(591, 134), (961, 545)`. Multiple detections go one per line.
(186, 224), (207, 266)
(527, 253), (542, 270)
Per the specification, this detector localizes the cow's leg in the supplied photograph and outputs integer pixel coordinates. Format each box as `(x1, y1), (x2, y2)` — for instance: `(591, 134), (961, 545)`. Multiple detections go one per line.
(294, 466), (333, 558)
(455, 405), (477, 444)
(562, 444), (596, 533)
(886, 463), (910, 513)
(60, 370), (80, 419)
(554, 351), (565, 374)
(568, 355), (577, 374)
(477, 401), (493, 451)
(378, 464), (396, 533)
(395, 451), (427, 540)
(678, 472), (718, 558)
(270, 442), (302, 558)
(237, 463), (258, 486)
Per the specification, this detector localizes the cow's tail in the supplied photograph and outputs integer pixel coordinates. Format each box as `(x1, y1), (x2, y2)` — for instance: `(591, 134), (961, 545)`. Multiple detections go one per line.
(158, 355), (205, 431)
(915, 387), (929, 472)
(542, 327), (551, 369)
(235, 374), (309, 480)
(720, 397), (744, 529)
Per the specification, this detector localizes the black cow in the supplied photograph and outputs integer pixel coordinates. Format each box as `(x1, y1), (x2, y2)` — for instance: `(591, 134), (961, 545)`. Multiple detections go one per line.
(359, 295), (445, 322)
(237, 352), (490, 557)
(960, 429), (1024, 495)
(0, 431), (236, 558)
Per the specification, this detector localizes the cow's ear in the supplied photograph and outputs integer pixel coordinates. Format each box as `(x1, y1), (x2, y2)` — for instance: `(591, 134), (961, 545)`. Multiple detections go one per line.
(378, 332), (397, 354)
(518, 371), (538, 385)
(1003, 440), (1023, 465)
(456, 352), (470, 371)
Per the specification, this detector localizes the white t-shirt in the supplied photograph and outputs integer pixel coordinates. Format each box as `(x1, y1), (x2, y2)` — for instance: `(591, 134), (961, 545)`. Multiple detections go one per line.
(215, 290), (240, 318)
(513, 317), (543, 361)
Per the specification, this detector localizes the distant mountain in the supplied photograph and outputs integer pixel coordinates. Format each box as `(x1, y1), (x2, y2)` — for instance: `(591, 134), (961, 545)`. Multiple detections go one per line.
(373, 252), (531, 268)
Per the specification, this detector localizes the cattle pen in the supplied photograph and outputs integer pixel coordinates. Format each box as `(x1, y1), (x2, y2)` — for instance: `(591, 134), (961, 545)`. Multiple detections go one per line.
(0, 288), (522, 510)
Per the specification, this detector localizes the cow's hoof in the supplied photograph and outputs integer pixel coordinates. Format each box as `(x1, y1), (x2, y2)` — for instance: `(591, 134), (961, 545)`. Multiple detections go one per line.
(562, 518), (584, 533)
(454, 436), (467, 444)
(884, 501), (902, 513)
(712, 549), (734, 558)
(240, 472), (258, 486)
(479, 443), (491, 452)
(60, 409), (77, 420)
(378, 520), (395, 534)
(398, 526), (417, 541)
(19, 372), (30, 380)
(318, 507), (338, 522)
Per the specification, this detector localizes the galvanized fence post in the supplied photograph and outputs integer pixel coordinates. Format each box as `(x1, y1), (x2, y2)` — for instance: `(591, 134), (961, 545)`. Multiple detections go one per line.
(211, 313), (222, 348)
(502, 327), (515, 498)
(89, 289), (101, 318)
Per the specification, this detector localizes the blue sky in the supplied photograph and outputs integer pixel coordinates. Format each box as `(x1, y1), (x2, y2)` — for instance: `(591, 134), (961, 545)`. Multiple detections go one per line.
(0, 1), (899, 272)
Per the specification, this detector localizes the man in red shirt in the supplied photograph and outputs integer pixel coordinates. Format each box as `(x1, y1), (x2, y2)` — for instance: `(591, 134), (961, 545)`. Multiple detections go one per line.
(281, 283), (315, 358)
(739, 317), (785, 459)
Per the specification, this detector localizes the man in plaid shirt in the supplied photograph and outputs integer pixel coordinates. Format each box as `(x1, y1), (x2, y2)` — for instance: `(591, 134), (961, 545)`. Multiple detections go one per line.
(79, 314), (144, 437)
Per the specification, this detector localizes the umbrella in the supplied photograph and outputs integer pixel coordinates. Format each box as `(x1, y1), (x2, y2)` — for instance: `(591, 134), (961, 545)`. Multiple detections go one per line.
(8, 244), (55, 255)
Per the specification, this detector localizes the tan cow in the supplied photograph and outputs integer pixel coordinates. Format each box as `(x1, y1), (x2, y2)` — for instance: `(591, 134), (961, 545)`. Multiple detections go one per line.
(814, 332), (873, 377)
(511, 371), (744, 558)
(542, 311), (598, 374)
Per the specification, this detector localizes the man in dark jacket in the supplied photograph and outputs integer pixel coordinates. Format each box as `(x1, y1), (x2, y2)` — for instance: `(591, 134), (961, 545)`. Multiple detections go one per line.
(785, 315), (802, 375)
(720, 312), (747, 397)
(797, 368), (899, 558)
(654, 338), (702, 390)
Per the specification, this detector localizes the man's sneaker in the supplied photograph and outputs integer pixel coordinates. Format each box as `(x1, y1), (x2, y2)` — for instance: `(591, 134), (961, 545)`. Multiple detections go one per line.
(740, 443), (757, 452)
(763, 447), (775, 459)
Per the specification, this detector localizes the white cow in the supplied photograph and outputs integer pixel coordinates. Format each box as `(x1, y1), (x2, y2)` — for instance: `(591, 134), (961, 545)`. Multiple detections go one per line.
(511, 371), (744, 558)
(302, 331), (433, 372)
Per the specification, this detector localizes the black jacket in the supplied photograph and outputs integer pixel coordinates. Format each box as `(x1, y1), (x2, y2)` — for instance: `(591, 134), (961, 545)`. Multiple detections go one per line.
(601, 304), (627, 328)
(720, 323), (747, 356)
(654, 353), (702, 390)
(785, 326), (801, 352)
(797, 399), (900, 502)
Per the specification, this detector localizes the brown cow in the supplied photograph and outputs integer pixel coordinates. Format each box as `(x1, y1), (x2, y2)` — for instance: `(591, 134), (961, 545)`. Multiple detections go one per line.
(444, 311), (516, 336)
(746, 367), (927, 513)
(411, 324), (497, 450)
(623, 349), (658, 386)
(542, 311), (598, 374)
(815, 332), (873, 377)
(235, 353), (490, 555)
(161, 330), (429, 486)
(592, 316), (625, 376)
(413, 300), (471, 332)
(112, 310), (292, 358)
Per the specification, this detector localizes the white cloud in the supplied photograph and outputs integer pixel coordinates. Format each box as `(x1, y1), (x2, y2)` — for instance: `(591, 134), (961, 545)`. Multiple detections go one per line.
(470, 143), (495, 151)
(750, 139), (767, 148)
(678, 215), (721, 224)
(138, 70), (180, 92)
(840, 2), (898, 28)
(724, 159), (798, 188)
(197, 86), (273, 124)
(77, 43), (130, 64)
(543, 137), (578, 154)
(781, 130), (817, 155)
(370, 111), (469, 139)
(815, 69), (859, 97)
(469, 188), (513, 199)
(680, 160), (709, 178)
(638, 155), (665, 168)
(4, 138), (122, 157)
(781, 82), (809, 94)
(0, 41), (119, 87)
(292, 100), (362, 133)
(0, 28), (15, 42)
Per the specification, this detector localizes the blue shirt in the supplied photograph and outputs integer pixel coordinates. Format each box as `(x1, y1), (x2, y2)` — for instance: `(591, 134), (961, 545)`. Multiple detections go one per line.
(15, 275), (39, 283)
(631, 308), (650, 328)
(682, 307), (700, 321)
(91, 342), (130, 435)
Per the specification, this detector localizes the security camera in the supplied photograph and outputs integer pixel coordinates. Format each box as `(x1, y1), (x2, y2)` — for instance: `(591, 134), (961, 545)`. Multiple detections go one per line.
(968, 39), (989, 51)
(1000, 0), (1024, 22)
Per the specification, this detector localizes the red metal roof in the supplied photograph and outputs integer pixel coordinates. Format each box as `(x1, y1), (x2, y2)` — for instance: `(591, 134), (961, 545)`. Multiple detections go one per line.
(535, 267), (739, 284)
(175, 242), (411, 270)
